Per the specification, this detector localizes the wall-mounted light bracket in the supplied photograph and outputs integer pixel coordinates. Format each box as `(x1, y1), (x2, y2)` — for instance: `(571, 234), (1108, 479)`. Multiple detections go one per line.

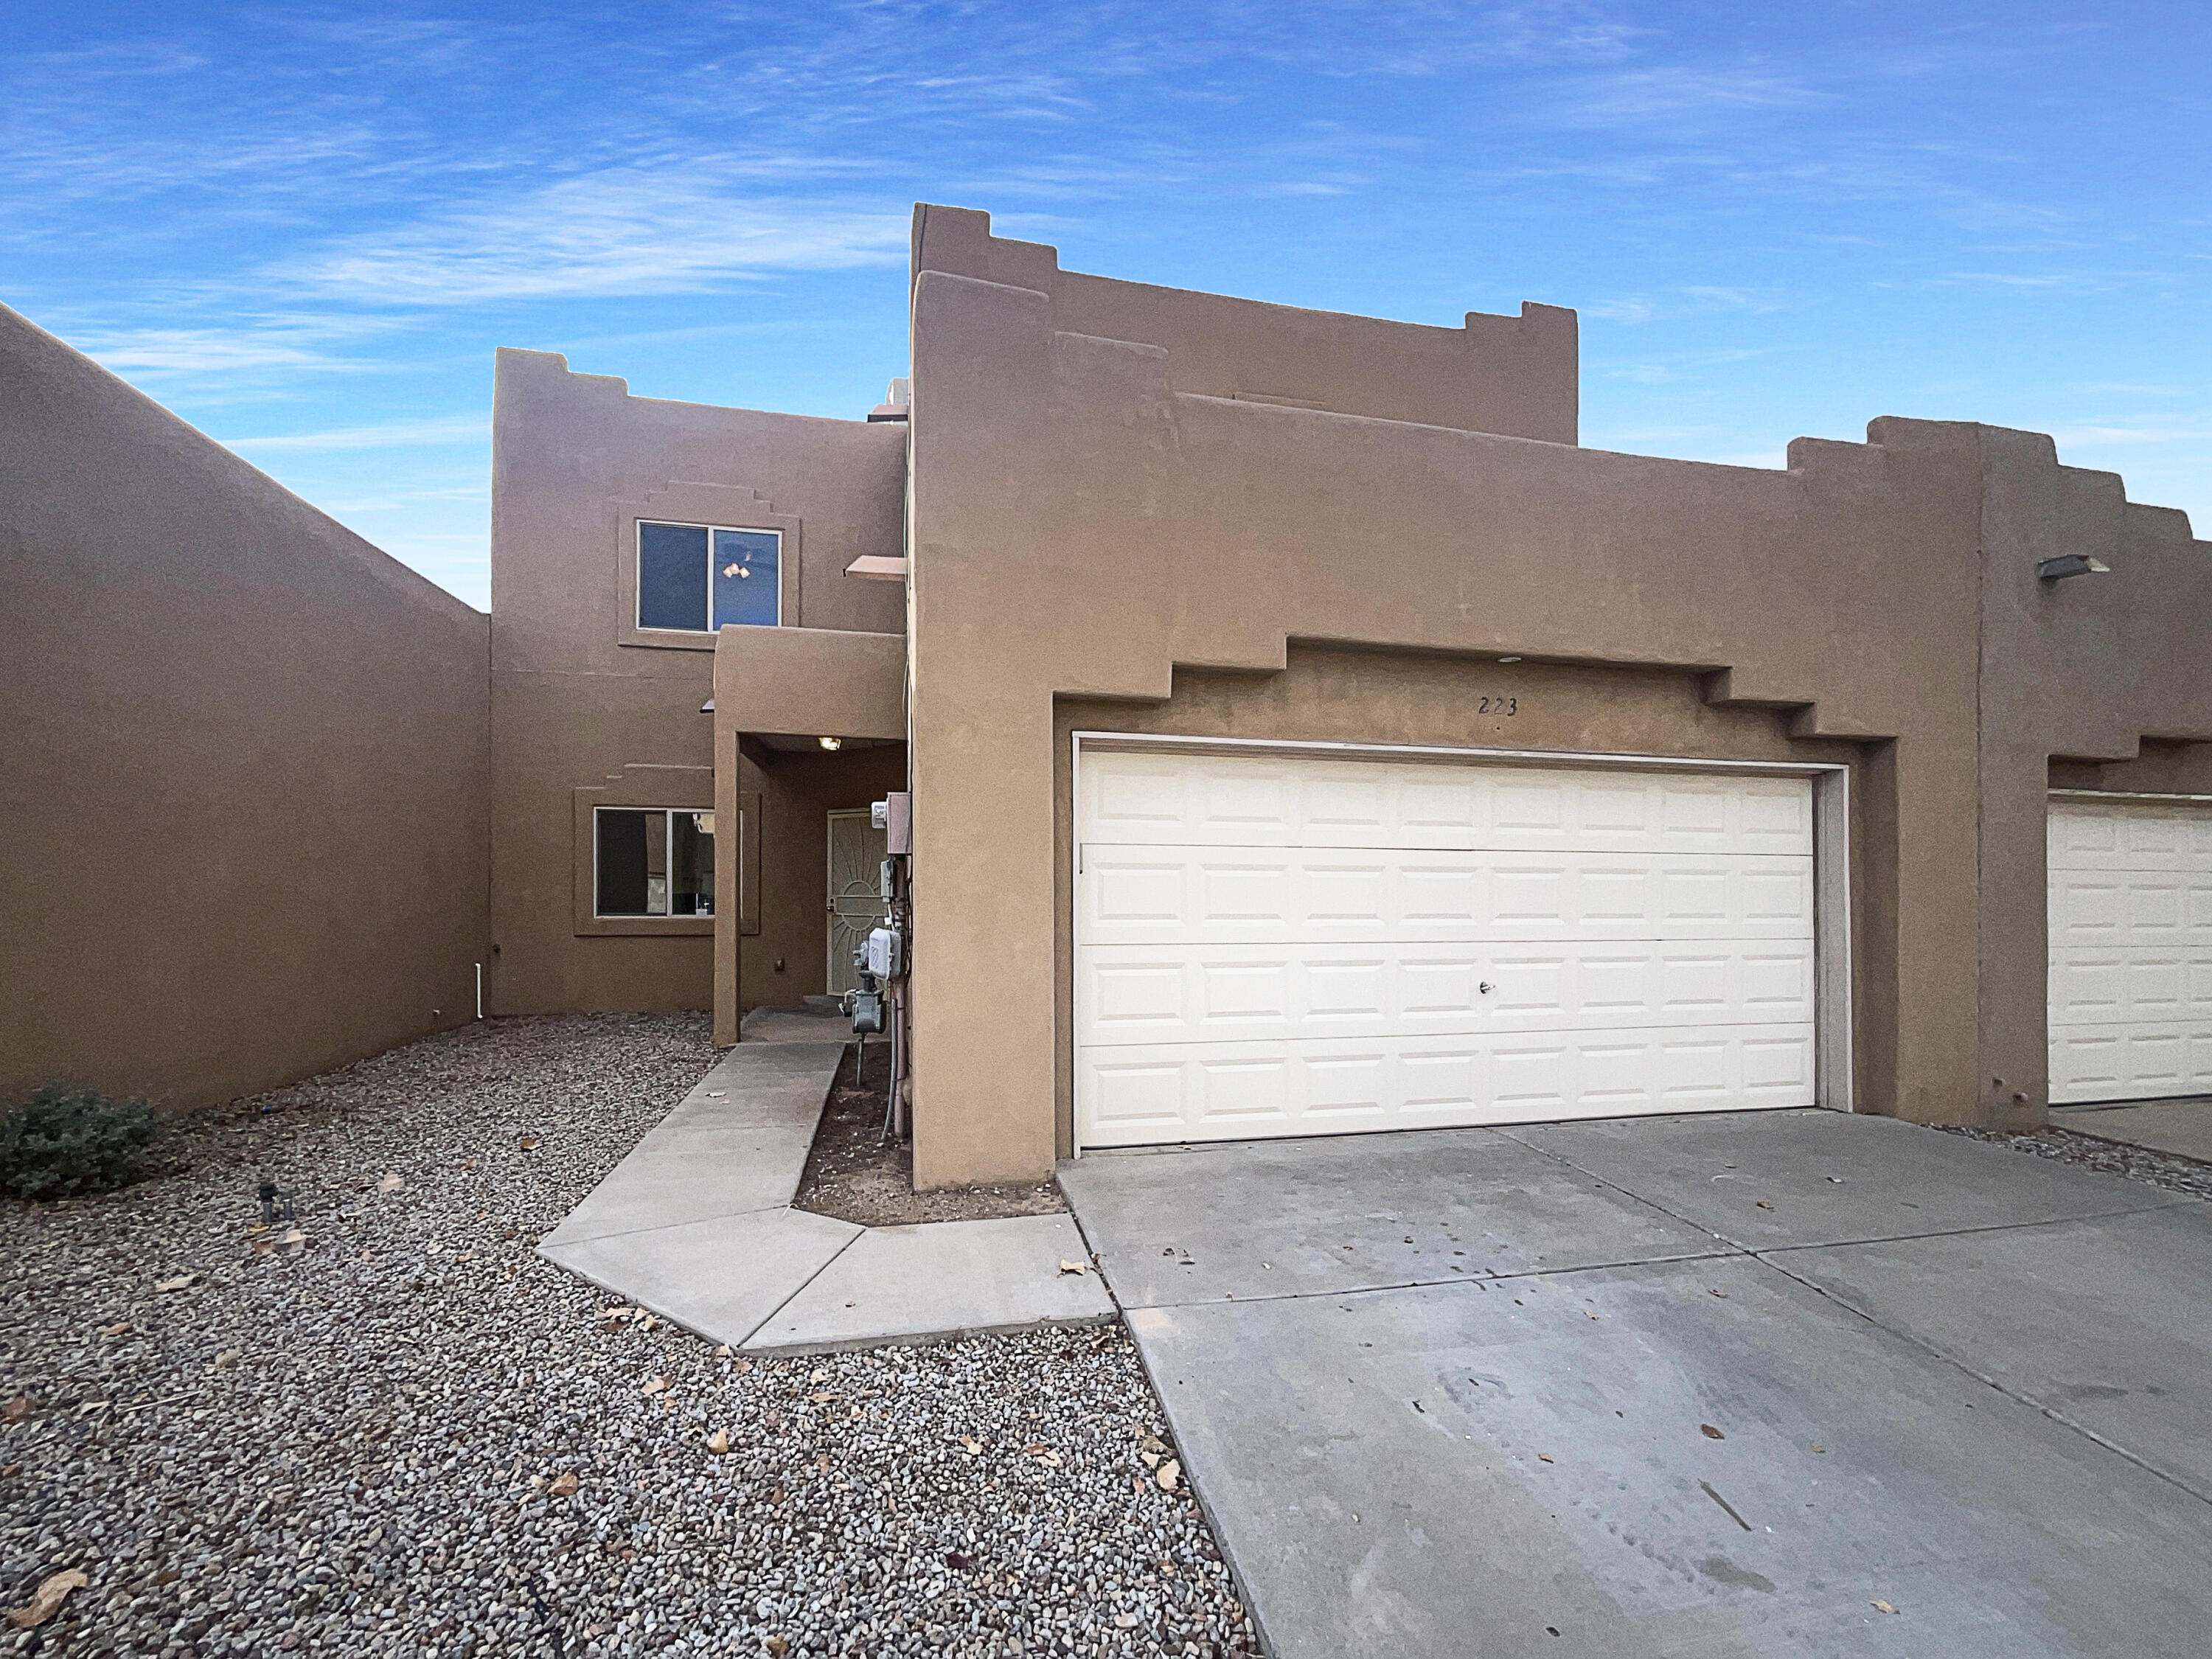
(2037, 554), (2110, 582)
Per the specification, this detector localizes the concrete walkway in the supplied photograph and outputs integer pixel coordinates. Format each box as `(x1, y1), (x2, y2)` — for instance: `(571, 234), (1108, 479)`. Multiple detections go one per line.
(2053, 1095), (2212, 1162)
(538, 1015), (1111, 1354)
(1060, 1110), (2212, 1659)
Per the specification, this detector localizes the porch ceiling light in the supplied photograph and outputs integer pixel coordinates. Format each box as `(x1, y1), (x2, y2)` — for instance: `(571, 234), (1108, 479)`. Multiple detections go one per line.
(819, 737), (843, 751)
(2037, 554), (2110, 582)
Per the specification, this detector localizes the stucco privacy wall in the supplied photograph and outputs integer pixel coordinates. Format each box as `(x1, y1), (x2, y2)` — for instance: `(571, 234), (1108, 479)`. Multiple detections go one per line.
(911, 205), (1577, 442)
(905, 218), (1994, 1188)
(0, 303), (490, 1111)
(1054, 649), (1873, 1157)
(1973, 431), (2212, 1117)
(487, 349), (905, 1018)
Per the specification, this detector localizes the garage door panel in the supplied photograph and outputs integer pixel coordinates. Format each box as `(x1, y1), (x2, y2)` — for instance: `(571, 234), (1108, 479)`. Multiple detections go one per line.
(1081, 846), (1815, 946)
(2050, 800), (2212, 871)
(1079, 941), (1815, 1046)
(2048, 797), (2212, 1105)
(2046, 875), (2212, 950)
(1079, 1026), (1818, 1147)
(2051, 1023), (2212, 1103)
(1079, 750), (1814, 855)
(2049, 949), (2212, 1026)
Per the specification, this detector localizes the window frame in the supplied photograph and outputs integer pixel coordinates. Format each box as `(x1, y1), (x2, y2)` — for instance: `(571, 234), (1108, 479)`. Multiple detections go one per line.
(571, 768), (715, 936)
(633, 522), (787, 641)
(591, 805), (717, 920)
(614, 490), (803, 653)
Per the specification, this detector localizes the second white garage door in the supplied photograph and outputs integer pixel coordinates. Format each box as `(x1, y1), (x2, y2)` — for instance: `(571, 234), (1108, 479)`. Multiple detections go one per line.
(2048, 795), (2212, 1105)
(1075, 745), (1820, 1149)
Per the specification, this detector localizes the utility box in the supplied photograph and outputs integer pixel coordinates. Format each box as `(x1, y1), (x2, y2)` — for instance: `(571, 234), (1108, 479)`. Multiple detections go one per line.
(871, 791), (913, 855)
(863, 925), (905, 981)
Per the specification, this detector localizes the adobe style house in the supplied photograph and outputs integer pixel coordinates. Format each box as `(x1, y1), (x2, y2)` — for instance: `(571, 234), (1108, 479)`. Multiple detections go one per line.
(7, 204), (2211, 1190)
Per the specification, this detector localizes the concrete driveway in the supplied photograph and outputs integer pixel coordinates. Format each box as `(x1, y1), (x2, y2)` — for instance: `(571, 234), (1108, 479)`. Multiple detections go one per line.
(1058, 1110), (2212, 1658)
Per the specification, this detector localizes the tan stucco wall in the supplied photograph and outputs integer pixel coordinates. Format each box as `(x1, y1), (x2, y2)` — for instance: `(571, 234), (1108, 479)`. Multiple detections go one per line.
(912, 206), (1576, 442)
(903, 211), (2005, 1186)
(0, 303), (490, 1111)
(487, 349), (905, 1018)
(1051, 648), (1871, 1156)
(1972, 432), (2212, 1118)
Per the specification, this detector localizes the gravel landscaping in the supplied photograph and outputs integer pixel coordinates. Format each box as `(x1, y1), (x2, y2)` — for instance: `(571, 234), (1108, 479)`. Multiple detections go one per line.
(0, 1015), (1256, 1658)
(1940, 1122), (2212, 1202)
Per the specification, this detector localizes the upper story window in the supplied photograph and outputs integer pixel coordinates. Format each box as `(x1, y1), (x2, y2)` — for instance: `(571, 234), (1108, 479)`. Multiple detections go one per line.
(637, 521), (782, 632)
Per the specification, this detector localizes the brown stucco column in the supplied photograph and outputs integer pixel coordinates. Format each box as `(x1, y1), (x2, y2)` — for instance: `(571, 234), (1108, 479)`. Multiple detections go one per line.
(712, 725), (742, 1046)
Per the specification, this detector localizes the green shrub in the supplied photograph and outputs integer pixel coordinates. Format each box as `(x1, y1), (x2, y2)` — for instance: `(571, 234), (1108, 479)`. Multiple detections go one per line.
(0, 1084), (161, 1200)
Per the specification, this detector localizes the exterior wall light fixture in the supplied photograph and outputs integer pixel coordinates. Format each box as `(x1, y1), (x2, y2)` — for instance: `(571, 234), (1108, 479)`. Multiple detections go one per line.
(2037, 554), (2110, 582)
(699, 697), (714, 714)
(819, 737), (843, 751)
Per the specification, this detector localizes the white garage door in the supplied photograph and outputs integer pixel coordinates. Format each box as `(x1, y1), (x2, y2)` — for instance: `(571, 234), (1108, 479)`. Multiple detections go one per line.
(1074, 746), (1820, 1149)
(2048, 796), (2212, 1105)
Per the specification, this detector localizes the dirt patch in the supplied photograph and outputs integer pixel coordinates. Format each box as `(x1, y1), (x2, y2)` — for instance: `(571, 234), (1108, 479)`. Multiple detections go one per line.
(793, 1037), (1068, 1226)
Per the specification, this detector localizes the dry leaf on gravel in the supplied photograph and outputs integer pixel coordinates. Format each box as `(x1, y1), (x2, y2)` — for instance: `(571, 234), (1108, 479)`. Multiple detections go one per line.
(706, 1429), (730, 1455)
(959, 1436), (982, 1456)
(156, 1274), (195, 1293)
(1536, 1453), (1554, 1464)
(808, 1391), (838, 1404)
(100, 1321), (131, 1338)
(1872, 1600), (1899, 1615)
(519, 1136), (539, 1152)
(378, 1173), (403, 1192)
(1701, 1425), (1725, 1440)
(641, 1376), (669, 1396)
(1057, 1259), (1086, 1276)
(212, 1352), (240, 1371)
(548, 1473), (579, 1497)
(1, 1397), (29, 1423)
(1156, 1459), (1181, 1489)
(5, 1569), (88, 1631)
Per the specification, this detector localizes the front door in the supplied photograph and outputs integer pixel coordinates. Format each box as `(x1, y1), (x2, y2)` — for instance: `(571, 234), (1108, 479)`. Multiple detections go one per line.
(827, 810), (888, 995)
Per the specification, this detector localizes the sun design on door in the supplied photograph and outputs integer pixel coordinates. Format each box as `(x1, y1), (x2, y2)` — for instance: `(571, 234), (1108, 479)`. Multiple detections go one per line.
(827, 810), (888, 995)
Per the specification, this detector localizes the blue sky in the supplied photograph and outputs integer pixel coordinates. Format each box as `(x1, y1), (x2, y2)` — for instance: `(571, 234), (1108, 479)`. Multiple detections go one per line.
(6, 2), (2205, 609)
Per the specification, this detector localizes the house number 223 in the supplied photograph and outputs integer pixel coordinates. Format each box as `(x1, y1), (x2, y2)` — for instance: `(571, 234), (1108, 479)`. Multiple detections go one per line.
(1478, 696), (1519, 716)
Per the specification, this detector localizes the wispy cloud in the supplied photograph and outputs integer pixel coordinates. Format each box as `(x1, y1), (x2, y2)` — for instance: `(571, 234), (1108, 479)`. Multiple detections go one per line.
(269, 167), (911, 305)
(2047, 422), (2211, 449)
(1585, 287), (1787, 324)
(218, 415), (487, 452)
(1545, 63), (1829, 130)
(76, 327), (363, 377)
